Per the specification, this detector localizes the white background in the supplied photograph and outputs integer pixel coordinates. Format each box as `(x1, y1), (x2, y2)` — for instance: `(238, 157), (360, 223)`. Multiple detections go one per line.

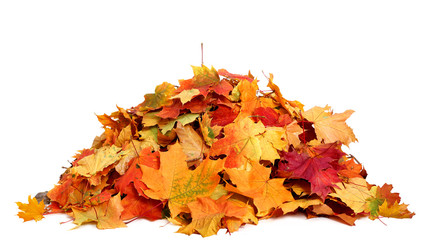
(1, 1), (434, 239)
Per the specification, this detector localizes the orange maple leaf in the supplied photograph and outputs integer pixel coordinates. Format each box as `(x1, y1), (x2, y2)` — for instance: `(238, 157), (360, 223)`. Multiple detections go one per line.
(210, 118), (265, 168)
(16, 196), (46, 222)
(225, 161), (294, 216)
(140, 142), (224, 217)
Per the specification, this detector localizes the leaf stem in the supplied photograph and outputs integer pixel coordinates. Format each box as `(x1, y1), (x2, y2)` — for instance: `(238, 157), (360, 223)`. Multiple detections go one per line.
(201, 42), (204, 66)
(130, 135), (140, 158)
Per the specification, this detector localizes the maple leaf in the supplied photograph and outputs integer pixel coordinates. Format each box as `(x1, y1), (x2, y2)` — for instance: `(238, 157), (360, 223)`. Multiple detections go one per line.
(279, 150), (340, 199)
(199, 112), (223, 146)
(258, 127), (287, 163)
(211, 79), (233, 96)
(141, 82), (176, 110)
(16, 196), (46, 222)
(114, 139), (159, 175)
(159, 113), (199, 134)
(171, 89), (201, 104)
(47, 174), (74, 208)
(115, 147), (159, 195)
(225, 161), (294, 216)
(210, 117), (265, 168)
(140, 142), (224, 217)
(252, 107), (280, 127)
(174, 122), (208, 162)
(177, 196), (256, 237)
(267, 74), (304, 116)
(302, 105), (357, 146)
(120, 183), (163, 221)
(217, 68), (254, 82)
(71, 145), (125, 179)
(378, 201), (415, 219)
(209, 105), (239, 126)
(96, 113), (120, 130)
(72, 194), (126, 229)
(115, 125), (132, 147)
(284, 120), (303, 148)
(366, 184), (414, 219)
(191, 65), (220, 88)
(234, 79), (260, 121)
(330, 177), (373, 214)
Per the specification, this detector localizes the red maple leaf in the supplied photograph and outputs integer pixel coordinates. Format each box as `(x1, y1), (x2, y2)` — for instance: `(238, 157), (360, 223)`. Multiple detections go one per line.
(252, 107), (280, 127)
(278, 150), (340, 199)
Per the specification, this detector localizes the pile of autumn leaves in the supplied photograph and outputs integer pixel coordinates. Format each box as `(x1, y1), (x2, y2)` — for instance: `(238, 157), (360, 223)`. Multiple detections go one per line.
(17, 66), (414, 237)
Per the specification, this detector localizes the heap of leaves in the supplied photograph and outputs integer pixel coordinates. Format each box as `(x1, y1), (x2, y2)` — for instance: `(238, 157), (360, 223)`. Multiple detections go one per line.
(17, 66), (414, 237)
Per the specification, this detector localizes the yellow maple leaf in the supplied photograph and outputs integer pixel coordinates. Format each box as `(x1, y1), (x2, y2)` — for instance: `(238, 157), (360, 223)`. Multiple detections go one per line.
(302, 105), (357, 146)
(259, 126), (287, 163)
(16, 195), (46, 222)
(210, 118), (265, 168)
(171, 89), (201, 104)
(330, 177), (374, 214)
(378, 201), (415, 219)
(71, 145), (125, 178)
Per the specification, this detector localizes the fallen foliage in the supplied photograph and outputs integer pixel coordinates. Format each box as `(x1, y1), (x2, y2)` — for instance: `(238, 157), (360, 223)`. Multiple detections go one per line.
(17, 65), (414, 236)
